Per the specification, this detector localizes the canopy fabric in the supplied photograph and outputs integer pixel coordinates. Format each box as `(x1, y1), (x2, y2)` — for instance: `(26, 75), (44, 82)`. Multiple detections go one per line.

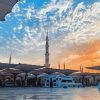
(1, 68), (23, 74)
(0, 0), (19, 21)
(27, 73), (36, 79)
(0, 70), (13, 76)
(87, 66), (100, 70)
(37, 73), (48, 78)
(51, 72), (66, 77)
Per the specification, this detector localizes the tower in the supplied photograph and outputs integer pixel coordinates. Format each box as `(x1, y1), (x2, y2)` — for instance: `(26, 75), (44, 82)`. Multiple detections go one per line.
(9, 55), (12, 64)
(58, 63), (60, 70)
(64, 62), (66, 70)
(44, 32), (50, 68)
(80, 64), (83, 73)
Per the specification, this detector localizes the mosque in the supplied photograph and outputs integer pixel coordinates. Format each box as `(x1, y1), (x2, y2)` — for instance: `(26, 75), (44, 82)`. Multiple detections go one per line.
(0, 31), (77, 87)
(0, 31), (100, 87)
(0, 0), (100, 87)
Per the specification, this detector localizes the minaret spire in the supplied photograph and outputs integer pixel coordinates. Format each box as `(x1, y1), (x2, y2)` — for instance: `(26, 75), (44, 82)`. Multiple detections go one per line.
(80, 64), (83, 73)
(9, 54), (12, 64)
(44, 31), (50, 68)
(64, 62), (66, 70)
(58, 63), (60, 70)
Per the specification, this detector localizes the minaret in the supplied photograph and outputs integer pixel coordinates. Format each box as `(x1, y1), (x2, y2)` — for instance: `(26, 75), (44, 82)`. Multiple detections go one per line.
(9, 55), (12, 64)
(58, 63), (60, 70)
(80, 64), (83, 73)
(80, 64), (82, 72)
(64, 62), (66, 70)
(44, 31), (50, 68)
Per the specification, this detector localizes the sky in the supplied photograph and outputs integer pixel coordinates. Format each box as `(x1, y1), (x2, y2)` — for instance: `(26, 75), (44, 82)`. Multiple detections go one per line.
(0, 0), (100, 71)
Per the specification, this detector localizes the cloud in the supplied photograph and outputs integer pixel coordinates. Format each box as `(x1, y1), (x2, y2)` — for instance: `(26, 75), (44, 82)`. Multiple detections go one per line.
(0, 0), (100, 69)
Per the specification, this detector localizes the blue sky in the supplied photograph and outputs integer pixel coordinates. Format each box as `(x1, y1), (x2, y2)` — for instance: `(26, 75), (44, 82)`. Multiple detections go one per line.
(0, 0), (97, 43)
(0, 0), (100, 70)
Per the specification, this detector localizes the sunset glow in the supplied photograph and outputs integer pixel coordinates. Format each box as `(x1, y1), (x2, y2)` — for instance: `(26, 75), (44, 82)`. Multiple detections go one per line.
(0, 0), (100, 72)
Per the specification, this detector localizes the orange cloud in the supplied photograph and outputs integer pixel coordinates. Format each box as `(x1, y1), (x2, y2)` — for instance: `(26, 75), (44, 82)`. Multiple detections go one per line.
(51, 39), (100, 72)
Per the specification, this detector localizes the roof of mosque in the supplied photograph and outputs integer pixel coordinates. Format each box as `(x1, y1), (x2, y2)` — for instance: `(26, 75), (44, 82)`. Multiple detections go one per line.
(0, 63), (78, 75)
(15, 64), (44, 72)
(1, 68), (23, 74)
(70, 71), (100, 76)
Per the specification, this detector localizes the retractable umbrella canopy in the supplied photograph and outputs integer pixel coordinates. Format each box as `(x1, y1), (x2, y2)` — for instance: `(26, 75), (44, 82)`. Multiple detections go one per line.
(0, 0), (20, 21)
(87, 66), (100, 70)
(1, 68), (23, 74)
(51, 72), (66, 77)
(0, 70), (13, 76)
(37, 73), (48, 78)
